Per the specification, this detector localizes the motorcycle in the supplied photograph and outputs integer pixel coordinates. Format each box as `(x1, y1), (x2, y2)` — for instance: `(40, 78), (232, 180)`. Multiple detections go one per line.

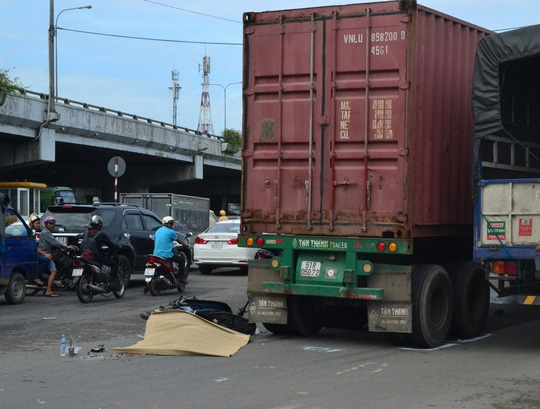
(144, 232), (192, 296)
(140, 297), (257, 335)
(72, 247), (125, 303)
(27, 246), (78, 295)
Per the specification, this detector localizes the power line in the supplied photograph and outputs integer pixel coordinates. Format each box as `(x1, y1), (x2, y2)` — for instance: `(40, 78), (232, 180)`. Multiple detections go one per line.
(143, 0), (241, 24)
(58, 27), (242, 46)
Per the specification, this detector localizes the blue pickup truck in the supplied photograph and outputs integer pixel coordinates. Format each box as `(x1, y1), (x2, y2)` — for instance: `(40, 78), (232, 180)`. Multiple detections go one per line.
(0, 194), (39, 304)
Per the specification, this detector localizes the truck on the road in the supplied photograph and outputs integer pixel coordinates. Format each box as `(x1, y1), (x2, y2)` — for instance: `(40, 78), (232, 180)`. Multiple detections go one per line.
(0, 194), (38, 304)
(472, 25), (540, 306)
(239, 1), (493, 348)
(120, 193), (213, 244)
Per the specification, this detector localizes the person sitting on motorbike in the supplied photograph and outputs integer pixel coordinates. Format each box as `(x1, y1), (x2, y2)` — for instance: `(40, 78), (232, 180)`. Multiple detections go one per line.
(25, 214), (49, 286)
(39, 215), (74, 297)
(153, 216), (189, 284)
(80, 215), (121, 291)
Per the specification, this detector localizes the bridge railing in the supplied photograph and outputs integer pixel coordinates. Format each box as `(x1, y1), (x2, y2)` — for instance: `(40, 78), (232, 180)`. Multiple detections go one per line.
(24, 90), (223, 141)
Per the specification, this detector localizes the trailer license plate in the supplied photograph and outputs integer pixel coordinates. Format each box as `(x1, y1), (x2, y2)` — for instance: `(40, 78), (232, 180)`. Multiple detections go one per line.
(300, 261), (321, 277)
(144, 268), (155, 277)
(72, 268), (83, 277)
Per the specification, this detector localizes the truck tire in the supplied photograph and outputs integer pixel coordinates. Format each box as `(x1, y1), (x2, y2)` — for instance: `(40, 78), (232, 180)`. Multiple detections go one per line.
(410, 265), (452, 348)
(288, 295), (323, 336)
(449, 262), (489, 338)
(5, 272), (26, 305)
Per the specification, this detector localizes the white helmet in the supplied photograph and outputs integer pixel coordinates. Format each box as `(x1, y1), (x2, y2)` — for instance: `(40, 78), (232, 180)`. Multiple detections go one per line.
(162, 216), (174, 225)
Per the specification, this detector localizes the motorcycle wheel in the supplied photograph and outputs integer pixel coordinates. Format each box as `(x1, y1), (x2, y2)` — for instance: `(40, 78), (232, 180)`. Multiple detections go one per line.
(148, 277), (162, 296)
(76, 273), (94, 303)
(113, 270), (125, 299)
(117, 255), (132, 288)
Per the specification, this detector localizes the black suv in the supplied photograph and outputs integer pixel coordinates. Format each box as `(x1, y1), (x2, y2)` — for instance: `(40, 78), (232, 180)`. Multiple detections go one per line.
(43, 203), (163, 286)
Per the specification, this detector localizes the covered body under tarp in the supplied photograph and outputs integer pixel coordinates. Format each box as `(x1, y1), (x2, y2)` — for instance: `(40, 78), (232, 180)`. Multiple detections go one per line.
(114, 310), (250, 357)
(472, 24), (540, 180)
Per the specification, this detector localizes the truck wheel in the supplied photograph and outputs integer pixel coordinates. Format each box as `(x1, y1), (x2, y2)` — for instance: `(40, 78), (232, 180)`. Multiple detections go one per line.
(410, 265), (452, 348)
(385, 332), (411, 347)
(449, 262), (489, 338)
(117, 255), (131, 288)
(5, 272), (26, 305)
(263, 323), (295, 335)
(288, 296), (323, 336)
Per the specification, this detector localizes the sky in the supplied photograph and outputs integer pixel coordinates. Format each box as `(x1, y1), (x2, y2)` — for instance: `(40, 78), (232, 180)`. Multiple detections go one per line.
(1, 0), (539, 135)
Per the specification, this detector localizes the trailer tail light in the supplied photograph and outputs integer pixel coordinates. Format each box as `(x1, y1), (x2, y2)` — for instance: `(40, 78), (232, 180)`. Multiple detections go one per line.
(256, 237), (264, 247)
(388, 242), (398, 252)
(377, 242), (386, 252)
(228, 237), (239, 245)
(491, 261), (517, 275)
(491, 261), (505, 275)
(246, 237), (254, 246)
(195, 237), (208, 245)
(505, 261), (517, 276)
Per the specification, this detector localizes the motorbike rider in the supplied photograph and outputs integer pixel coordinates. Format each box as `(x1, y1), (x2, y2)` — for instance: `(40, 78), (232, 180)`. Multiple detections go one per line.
(25, 213), (49, 286)
(39, 215), (74, 297)
(153, 216), (189, 285)
(80, 215), (121, 291)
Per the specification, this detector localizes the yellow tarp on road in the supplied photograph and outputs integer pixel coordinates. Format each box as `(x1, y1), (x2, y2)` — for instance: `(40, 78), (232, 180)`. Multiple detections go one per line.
(114, 310), (250, 357)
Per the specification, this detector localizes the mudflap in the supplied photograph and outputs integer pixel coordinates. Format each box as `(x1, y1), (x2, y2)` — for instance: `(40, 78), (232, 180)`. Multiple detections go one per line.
(367, 264), (412, 333)
(247, 259), (288, 325)
(248, 294), (288, 325)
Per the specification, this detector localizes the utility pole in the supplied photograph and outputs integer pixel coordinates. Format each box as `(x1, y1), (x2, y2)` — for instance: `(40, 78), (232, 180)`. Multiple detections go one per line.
(48, 0), (56, 117)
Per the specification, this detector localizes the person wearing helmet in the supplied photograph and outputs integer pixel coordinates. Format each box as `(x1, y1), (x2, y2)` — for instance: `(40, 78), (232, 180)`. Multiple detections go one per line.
(80, 215), (120, 291)
(38, 215), (73, 297)
(218, 210), (229, 222)
(25, 214), (48, 286)
(153, 216), (189, 285)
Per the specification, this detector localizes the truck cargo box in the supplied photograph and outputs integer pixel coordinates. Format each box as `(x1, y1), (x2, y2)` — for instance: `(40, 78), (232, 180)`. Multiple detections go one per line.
(241, 1), (490, 239)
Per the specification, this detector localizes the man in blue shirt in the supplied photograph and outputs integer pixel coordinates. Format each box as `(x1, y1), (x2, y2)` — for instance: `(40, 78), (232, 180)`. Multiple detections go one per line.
(153, 216), (189, 283)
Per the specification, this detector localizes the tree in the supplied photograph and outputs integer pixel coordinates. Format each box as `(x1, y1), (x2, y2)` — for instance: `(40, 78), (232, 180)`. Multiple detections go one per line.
(221, 128), (242, 154)
(0, 68), (25, 105)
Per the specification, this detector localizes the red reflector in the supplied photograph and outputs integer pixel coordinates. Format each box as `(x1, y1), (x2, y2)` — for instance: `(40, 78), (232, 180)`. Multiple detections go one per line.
(505, 261), (517, 276)
(256, 237), (264, 247)
(195, 237), (208, 245)
(228, 237), (239, 245)
(377, 242), (386, 252)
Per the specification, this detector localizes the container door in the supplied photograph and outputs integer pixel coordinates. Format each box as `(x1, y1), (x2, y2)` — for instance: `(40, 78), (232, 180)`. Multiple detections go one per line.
(243, 6), (408, 237)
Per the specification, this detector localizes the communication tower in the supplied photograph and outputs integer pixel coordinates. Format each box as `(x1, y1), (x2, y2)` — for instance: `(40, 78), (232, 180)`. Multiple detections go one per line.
(170, 70), (181, 126)
(197, 55), (214, 135)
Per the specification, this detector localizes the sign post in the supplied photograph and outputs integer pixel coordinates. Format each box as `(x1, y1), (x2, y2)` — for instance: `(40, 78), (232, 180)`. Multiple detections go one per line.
(107, 156), (126, 202)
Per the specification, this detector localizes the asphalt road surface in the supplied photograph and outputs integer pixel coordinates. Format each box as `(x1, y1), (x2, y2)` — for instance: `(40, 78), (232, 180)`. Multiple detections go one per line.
(2, 268), (540, 409)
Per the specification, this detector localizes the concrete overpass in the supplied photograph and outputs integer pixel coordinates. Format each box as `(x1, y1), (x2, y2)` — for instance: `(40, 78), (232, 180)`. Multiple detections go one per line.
(0, 91), (241, 210)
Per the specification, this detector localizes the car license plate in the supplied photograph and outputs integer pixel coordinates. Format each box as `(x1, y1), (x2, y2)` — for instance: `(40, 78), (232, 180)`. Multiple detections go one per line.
(58, 237), (67, 245)
(144, 268), (155, 277)
(300, 261), (321, 277)
(72, 268), (83, 277)
(211, 241), (223, 249)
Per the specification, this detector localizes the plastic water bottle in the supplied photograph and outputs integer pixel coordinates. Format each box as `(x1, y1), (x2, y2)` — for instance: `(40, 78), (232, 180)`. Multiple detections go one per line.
(60, 334), (67, 357)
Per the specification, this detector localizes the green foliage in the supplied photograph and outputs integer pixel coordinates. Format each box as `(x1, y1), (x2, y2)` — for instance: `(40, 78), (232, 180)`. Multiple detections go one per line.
(0, 68), (25, 96)
(221, 128), (242, 153)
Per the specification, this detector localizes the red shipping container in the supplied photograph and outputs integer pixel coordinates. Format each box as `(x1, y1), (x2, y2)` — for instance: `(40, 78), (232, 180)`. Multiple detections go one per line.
(241, 1), (490, 239)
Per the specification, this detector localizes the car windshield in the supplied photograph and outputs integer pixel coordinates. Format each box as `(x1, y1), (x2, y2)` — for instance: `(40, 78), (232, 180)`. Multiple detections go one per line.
(206, 222), (240, 234)
(43, 208), (116, 231)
